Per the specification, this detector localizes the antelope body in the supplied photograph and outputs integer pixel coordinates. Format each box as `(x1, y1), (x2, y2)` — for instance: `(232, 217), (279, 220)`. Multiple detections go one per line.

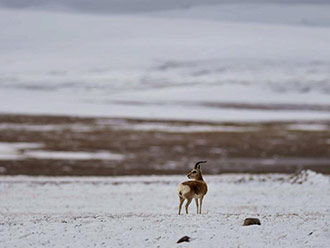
(177, 161), (208, 214)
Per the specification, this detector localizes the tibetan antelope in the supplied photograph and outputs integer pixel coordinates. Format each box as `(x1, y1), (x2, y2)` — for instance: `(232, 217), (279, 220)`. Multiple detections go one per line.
(177, 161), (208, 214)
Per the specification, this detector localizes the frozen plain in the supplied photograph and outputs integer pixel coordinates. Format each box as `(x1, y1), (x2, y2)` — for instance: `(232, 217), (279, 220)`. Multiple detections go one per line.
(1, 171), (330, 247)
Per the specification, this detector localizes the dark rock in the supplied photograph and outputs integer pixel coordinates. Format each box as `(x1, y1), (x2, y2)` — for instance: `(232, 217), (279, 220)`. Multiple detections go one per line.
(243, 218), (261, 226)
(177, 236), (190, 243)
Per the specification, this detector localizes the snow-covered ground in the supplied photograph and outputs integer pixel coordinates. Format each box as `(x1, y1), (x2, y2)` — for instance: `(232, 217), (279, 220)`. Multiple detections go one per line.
(1, 171), (329, 247)
(1, 2), (330, 122)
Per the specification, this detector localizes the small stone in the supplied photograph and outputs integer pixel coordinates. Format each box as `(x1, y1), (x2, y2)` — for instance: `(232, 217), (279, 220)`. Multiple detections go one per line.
(243, 218), (261, 226)
(177, 236), (190, 243)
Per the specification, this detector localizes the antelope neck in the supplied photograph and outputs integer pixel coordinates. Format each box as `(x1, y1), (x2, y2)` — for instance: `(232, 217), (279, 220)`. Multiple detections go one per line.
(196, 175), (204, 181)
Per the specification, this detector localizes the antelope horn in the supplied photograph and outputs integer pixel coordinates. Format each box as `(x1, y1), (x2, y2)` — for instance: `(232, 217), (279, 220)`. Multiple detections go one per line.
(195, 161), (207, 169)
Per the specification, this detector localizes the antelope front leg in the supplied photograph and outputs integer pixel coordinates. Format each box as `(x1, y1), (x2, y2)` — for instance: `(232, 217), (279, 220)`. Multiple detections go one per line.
(178, 197), (184, 215)
(185, 198), (192, 214)
(199, 196), (204, 214)
(195, 198), (199, 214)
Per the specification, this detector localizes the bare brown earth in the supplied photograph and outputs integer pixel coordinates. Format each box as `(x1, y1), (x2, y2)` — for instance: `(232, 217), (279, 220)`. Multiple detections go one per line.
(0, 114), (329, 176)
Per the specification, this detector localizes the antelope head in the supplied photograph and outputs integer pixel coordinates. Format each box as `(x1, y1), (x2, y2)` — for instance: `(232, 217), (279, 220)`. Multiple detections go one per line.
(187, 161), (207, 180)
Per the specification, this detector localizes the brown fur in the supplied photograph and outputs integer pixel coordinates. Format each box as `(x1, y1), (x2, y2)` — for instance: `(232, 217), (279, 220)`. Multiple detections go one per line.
(181, 181), (207, 198)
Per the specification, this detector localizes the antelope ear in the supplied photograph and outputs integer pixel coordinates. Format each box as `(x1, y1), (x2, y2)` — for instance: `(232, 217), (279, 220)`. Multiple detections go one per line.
(194, 161), (207, 169)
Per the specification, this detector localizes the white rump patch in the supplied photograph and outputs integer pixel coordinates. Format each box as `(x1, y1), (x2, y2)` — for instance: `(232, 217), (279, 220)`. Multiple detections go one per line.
(177, 183), (190, 198)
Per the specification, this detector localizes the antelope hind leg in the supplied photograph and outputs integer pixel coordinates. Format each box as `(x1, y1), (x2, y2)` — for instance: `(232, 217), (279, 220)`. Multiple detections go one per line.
(178, 197), (184, 215)
(185, 198), (192, 214)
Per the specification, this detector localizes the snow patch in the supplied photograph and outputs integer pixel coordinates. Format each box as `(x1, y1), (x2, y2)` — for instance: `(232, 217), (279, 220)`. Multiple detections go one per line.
(0, 142), (124, 161)
(0, 142), (43, 160)
(114, 122), (258, 133)
(25, 150), (124, 160)
(287, 124), (329, 131)
(0, 123), (93, 132)
(289, 170), (330, 186)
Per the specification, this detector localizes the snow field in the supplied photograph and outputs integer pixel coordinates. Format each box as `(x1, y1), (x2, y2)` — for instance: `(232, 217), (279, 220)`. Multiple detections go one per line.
(1, 173), (329, 247)
(1, 5), (330, 122)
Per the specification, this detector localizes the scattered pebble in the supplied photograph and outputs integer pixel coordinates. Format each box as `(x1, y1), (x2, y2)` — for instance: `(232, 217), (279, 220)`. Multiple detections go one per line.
(177, 236), (190, 243)
(243, 218), (261, 226)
